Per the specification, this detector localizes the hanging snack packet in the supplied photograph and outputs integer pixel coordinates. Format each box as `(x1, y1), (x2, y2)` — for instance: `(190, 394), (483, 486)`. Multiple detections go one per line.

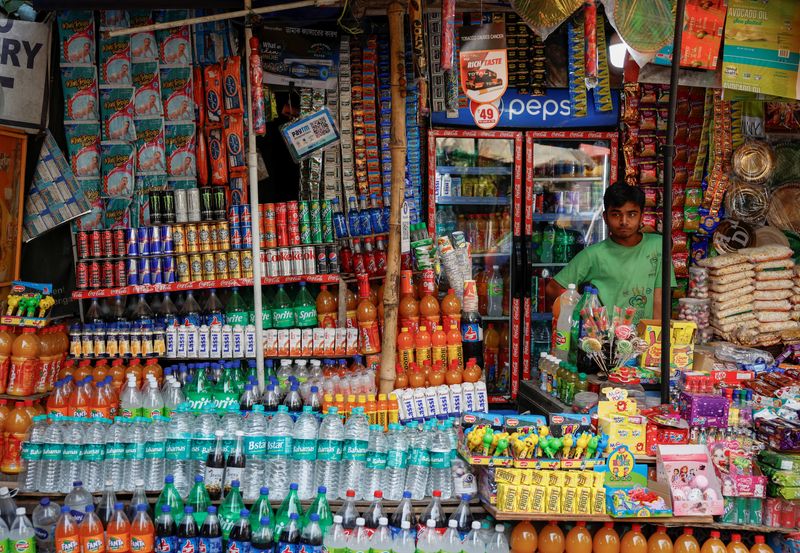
(132, 62), (162, 117)
(207, 127), (228, 185)
(165, 122), (196, 177)
(130, 10), (157, 62)
(203, 63), (223, 126)
(64, 121), (101, 178)
(192, 66), (206, 126)
(58, 11), (95, 64)
(99, 35), (131, 86)
(100, 87), (136, 141)
(103, 197), (132, 229)
(61, 65), (98, 121)
(100, 10), (130, 30)
(158, 25), (191, 65)
(101, 142), (135, 198)
(135, 118), (166, 174)
(223, 114), (246, 171)
(222, 56), (244, 114)
(160, 66), (193, 121)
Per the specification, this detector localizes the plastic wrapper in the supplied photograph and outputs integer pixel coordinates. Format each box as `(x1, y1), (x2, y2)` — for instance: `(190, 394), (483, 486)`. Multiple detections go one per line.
(724, 179), (770, 224)
(689, 266), (709, 299)
(767, 183), (800, 233)
(713, 343), (774, 366)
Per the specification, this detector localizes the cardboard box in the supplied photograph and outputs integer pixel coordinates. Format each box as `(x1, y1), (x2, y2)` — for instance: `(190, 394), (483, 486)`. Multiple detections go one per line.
(657, 444), (724, 516)
(637, 319), (697, 374)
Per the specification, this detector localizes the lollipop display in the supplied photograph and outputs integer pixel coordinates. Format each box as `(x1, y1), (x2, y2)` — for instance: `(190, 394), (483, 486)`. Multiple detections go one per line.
(579, 304), (648, 377)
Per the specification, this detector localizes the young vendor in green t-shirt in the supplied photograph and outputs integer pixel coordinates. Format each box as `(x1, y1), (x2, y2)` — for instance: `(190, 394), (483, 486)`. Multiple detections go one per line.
(545, 183), (676, 324)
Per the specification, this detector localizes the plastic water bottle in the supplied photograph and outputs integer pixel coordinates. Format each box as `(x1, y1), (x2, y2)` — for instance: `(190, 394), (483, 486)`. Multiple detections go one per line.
(64, 480), (93, 523)
(324, 515), (347, 553)
(427, 423), (452, 499)
(338, 407), (369, 500)
(142, 375), (165, 418)
(0, 488), (16, 527)
(9, 508), (35, 553)
(442, 520), (464, 553)
(125, 418), (147, 490)
(383, 424), (408, 501)
(38, 416), (63, 493)
(292, 406), (319, 501)
(404, 423), (430, 500)
(32, 497), (58, 553)
(314, 407), (343, 497)
(369, 517), (391, 553)
(486, 524), (509, 553)
(103, 418), (126, 491)
(487, 265), (503, 317)
(418, 519), (442, 553)
(144, 416), (168, 492)
(394, 521), (416, 553)
(266, 405), (294, 501)
(80, 418), (107, 493)
(167, 405), (193, 496)
(348, 518), (369, 553)
(120, 374), (142, 417)
(360, 425), (387, 500)
(20, 415), (47, 492)
(463, 521), (485, 553)
(242, 405), (268, 502)
(191, 406), (219, 481)
(553, 283), (580, 361)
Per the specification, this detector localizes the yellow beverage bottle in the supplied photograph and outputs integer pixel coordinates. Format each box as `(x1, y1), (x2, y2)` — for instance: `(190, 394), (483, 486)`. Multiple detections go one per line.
(700, 532), (726, 553)
(727, 535), (749, 553)
(594, 523), (620, 553)
(621, 524), (648, 553)
(674, 529), (700, 553)
(750, 536), (773, 553)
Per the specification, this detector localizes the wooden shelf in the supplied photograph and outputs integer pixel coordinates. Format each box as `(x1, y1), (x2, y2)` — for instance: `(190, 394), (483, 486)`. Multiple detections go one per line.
(483, 502), (715, 524)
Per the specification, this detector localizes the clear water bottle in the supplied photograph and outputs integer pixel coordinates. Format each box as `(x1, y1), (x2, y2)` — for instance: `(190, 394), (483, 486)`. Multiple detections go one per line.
(462, 521), (485, 553)
(31, 497), (58, 553)
(167, 406), (193, 496)
(9, 508), (35, 553)
(81, 418), (108, 493)
(427, 423), (452, 499)
(164, 381), (185, 416)
(19, 415), (47, 492)
(338, 407), (369, 500)
(383, 424), (408, 501)
(394, 520), (416, 553)
(142, 376), (165, 419)
(441, 520), (463, 553)
(291, 406), (319, 501)
(191, 406), (218, 484)
(404, 422), (430, 500)
(266, 405), (294, 501)
(38, 417), (63, 493)
(64, 480), (93, 523)
(60, 418), (84, 493)
(369, 517), (392, 553)
(242, 405), (267, 502)
(125, 418), (147, 490)
(103, 418), (126, 491)
(0, 488), (16, 527)
(486, 524), (509, 553)
(144, 416), (168, 492)
(360, 425), (387, 500)
(314, 407), (343, 498)
(324, 515), (347, 553)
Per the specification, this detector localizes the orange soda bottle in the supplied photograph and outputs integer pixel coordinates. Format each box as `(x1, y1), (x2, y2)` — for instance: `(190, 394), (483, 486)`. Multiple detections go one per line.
(750, 536), (773, 553)
(344, 288), (358, 329)
(35, 328), (54, 394)
(510, 521), (537, 553)
(484, 323), (500, 376)
(621, 524), (648, 553)
(648, 526), (673, 553)
(538, 521), (565, 553)
(431, 326), (447, 365)
(106, 502), (131, 553)
(59, 358), (75, 381)
(440, 288), (461, 330)
(356, 274), (380, 355)
(565, 521), (592, 553)
(727, 535), (748, 553)
(394, 364), (408, 389)
(129, 504), (154, 553)
(90, 380), (113, 419)
(700, 532), (726, 553)
(109, 360), (126, 393)
(446, 325), (464, 370)
(418, 270), (440, 330)
(79, 505), (106, 553)
(415, 326), (432, 366)
(316, 285), (338, 328)
(0, 325), (13, 394)
(674, 529), (700, 553)
(398, 270), (419, 334)
(8, 328), (40, 396)
(69, 377), (92, 418)
(142, 359), (162, 382)
(93, 360), (109, 383)
(56, 505), (81, 553)
(397, 329), (414, 371)
(593, 522), (620, 553)
(74, 359), (93, 382)
(0, 401), (31, 473)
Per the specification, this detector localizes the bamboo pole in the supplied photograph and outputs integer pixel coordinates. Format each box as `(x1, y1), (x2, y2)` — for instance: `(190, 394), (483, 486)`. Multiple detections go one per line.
(379, 0), (407, 394)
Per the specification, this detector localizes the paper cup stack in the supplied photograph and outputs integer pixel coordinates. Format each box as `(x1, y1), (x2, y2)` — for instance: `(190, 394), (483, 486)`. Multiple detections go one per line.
(699, 252), (756, 342)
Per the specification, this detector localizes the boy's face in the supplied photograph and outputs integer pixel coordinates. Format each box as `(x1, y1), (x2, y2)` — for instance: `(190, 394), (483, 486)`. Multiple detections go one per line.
(603, 201), (643, 240)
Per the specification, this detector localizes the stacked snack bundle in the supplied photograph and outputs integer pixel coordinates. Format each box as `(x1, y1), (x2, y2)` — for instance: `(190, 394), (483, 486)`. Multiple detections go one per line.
(699, 252), (756, 342)
(793, 264), (800, 322)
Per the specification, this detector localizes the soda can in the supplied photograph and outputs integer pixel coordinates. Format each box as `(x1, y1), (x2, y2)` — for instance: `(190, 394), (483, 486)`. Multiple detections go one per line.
(310, 200), (323, 243)
(241, 222), (253, 249)
(230, 223), (242, 250)
(287, 201), (299, 224)
(88, 260), (101, 288)
(114, 260), (126, 287)
(125, 228), (138, 256)
(162, 191), (176, 224)
(176, 255), (191, 282)
(101, 260), (114, 287)
(240, 250), (253, 278)
(275, 203), (288, 246)
(299, 200), (311, 227)
(162, 255), (176, 283)
(299, 219), (311, 245)
(148, 191), (163, 225)
(160, 225), (174, 254)
(198, 223), (212, 251)
(212, 186), (226, 220)
(89, 230), (103, 258)
(264, 203), (276, 225)
(228, 251), (241, 278)
(138, 257), (151, 285)
(137, 226), (150, 256)
(291, 246), (303, 276)
(278, 247), (291, 276)
(321, 200), (333, 243)
(264, 227), (277, 249)
(228, 205), (240, 226)
(315, 245), (328, 274)
(174, 189), (188, 223)
(189, 254), (203, 281)
(200, 187), (214, 220)
(113, 228), (126, 257)
(276, 224), (289, 248)
(76, 231), (89, 259)
(214, 252), (229, 279)
(100, 229), (113, 257)
(265, 249), (278, 277)
(216, 221), (230, 250)
(75, 261), (89, 289)
(287, 224), (300, 247)
(185, 223), (199, 253)
(302, 246), (315, 275)
(208, 223), (218, 251)
(172, 225), (187, 253)
(150, 256), (164, 284)
(125, 258), (138, 286)
(187, 188), (201, 222)
(239, 203), (251, 225)
(148, 226), (162, 256)
(202, 253), (215, 281)
(327, 244), (339, 273)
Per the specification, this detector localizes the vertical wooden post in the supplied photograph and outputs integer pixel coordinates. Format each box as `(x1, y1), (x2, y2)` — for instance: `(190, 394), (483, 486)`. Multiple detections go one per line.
(379, 1), (407, 394)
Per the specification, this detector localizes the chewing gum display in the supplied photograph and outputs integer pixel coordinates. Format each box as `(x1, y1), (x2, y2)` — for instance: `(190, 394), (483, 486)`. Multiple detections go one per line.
(223, 115), (246, 171)
(99, 35), (132, 86)
(157, 25), (192, 66)
(203, 64), (223, 126)
(100, 10), (130, 30)
(132, 62), (163, 117)
(58, 11), (95, 64)
(61, 65), (99, 121)
(101, 142), (135, 198)
(64, 121), (101, 178)
(165, 122), (196, 177)
(206, 127), (228, 185)
(130, 11), (157, 62)
(222, 56), (244, 114)
(135, 118), (166, 175)
(160, 66), (194, 121)
(100, 87), (136, 142)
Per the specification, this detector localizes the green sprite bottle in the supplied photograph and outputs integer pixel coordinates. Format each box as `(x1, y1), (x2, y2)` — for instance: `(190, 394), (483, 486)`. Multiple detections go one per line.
(302, 485), (333, 533)
(273, 482), (302, 539)
(219, 479), (245, 540)
(155, 474), (185, 523)
(294, 282), (318, 328)
(272, 285), (294, 328)
(226, 287), (249, 326)
(186, 475), (211, 527)
(249, 486), (274, 531)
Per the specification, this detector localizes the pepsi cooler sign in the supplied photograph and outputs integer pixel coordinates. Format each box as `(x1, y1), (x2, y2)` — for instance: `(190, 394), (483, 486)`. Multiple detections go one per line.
(431, 88), (619, 129)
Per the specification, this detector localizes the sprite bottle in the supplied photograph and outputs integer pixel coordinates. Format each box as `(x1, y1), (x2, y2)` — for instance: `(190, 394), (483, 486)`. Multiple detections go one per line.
(294, 282), (318, 328)
(302, 486), (333, 533)
(155, 475), (185, 523)
(186, 475), (211, 527)
(219, 479), (245, 540)
(272, 285), (294, 328)
(273, 483), (302, 540)
(249, 487), (274, 532)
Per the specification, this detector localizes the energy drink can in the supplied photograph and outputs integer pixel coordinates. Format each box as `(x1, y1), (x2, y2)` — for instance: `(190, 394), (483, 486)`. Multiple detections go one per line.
(216, 221), (230, 250)
(162, 190), (176, 224)
(89, 230), (103, 258)
(172, 225), (187, 253)
(174, 189), (188, 223)
(212, 186), (226, 220)
(189, 254), (203, 281)
(310, 200), (322, 243)
(187, 188), (201, 222)
(302, 246), (315, 275)
(76, 261), (89, 289)
(148, 191), (162, 225)
(327, 245), (339, 273)
(125, 258), (138, 286)
(101, 230), (113, 257)
(114, 260), (126, 287)
(198, 223), (212, 251)
(185, 223), (199, 252)
(160, 225), (174, 254)
(125, 228), (138, 256)
(138, 257), (151, 285)
(200, 187), (214, 220)
(239, 203), (251, 224)
(88, 261), (101, 288)
(101, 260), (114, 288)
(150, 256), (163, 284)
(264, 249), (278, 277)
(76, 231), (89, 259)
(113, 228), (126, 257)
(162, 255), (176, 283)
(230, 223), (242, 250)
(321, 199), (333, 243)
(291, 246), (303, 276)
(176, 255), (190, 282)
(228, 251), (241, 278)
(278, 247), (291, 276)
(208, 223), (218, 251)
(148, 226), (161, 256)
(202, 253), (215, 280)
(315, 245), (328, 274)
(241, 222), (252, 249)
(240, 249), (253, 278)
(137, 226), (150, 256)
(214, 252), (228, 279)
(228, 204), (240, 226)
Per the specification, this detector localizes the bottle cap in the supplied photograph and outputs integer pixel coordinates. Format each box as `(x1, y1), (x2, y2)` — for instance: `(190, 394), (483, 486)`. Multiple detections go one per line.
(61, 506), (70, 514)
(317, 486), (326, 494)
(495, 525), (504, 532)
(260, 516), (270, 526)
(185, 506), (193, 514)
(86, 505), (94, 512)
(401, 521), (411, 529)
(15, 508), (24, 515)
(472, 521), (481, 529)
(333, 515), (343, 524)
(162, 505), (171, 513)
(310, 514), (320, 522)
(356, 518), (366, 526)
(711, 531), (721, 539)
(137, 504), (147, 512)
(289, 483), (298, 490)
(449, 520), (457, 528)
(207, 507), (217, 514)
(755, 537), (765, 544)
(240, 509), (249, 517)
(427, 519), (436, 528)
(683, 529), (693, 535)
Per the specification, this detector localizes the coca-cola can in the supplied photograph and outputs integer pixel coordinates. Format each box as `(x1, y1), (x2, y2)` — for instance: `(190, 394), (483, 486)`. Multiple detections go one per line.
(76, 231), (89, 259)
(113, 228), (126, 257)
(286, 201), (299, 223)
(89, 230), (103, 258)
(126, 258), (138, 286)
(88, 260), (101, 289)
(315, 245), (328, 274)
(101, 229), (114, 258)
(148, 226), (162, 256)
(162, 255), (176, 283)
(291, 246), (303, 276)
(151, 256), (163, 284)
(101, 260), (114, 287)
(126, 228), (138, 256)
(278, 247), (291, 276)
(76, 261), (89, 289)
(302, 246), (315, 275)
(138, 257), (151, 285)
(160, 225), (174, 254)
(327, 245), (339, 273)
(113, 260), (126, 287)
(259, 251), (267, 277)
(265, 249), (278, 277)
(275, 203), (288, 246)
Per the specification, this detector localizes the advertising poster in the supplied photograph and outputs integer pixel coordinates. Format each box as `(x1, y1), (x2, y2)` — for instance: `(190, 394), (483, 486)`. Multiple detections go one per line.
(653, 0), (727, 70)
(459, 22), (508, 128)
(257, 25), (339, 91)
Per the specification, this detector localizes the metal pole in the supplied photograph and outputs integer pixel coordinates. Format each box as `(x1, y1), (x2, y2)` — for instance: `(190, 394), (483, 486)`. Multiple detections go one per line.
(660, 0), (687, 404)
(244, 1), (266, 391)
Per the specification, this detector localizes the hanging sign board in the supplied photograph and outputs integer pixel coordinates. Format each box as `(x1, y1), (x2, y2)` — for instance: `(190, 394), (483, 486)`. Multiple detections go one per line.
(459, 22), (507, 128)
(0, 17), (50, 132)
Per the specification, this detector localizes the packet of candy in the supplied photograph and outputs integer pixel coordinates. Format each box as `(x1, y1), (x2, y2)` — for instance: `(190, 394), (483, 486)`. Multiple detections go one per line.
(58, 11), (95, 64)
(160, 66), (193, 121)
(203, 63), (223, 126)
(222, 56), (244, 114)
(101, 142), (135, 198)
(157, 25), (191, 65)
(130, 10), (157, 62)
(100, 87), (136, 141)
(61, 65), (98, 121)
(132, 62), (162, 117)
(103, 197), (132, 229)
(64, 121), (101, 177)
(206, 126), (227, 185)
(135, 118), (166, 174)
(165, 122), (196, 177)
(100, 10), (130, 30)
(223, 114), (246, 171)
(99, 35), (131, 86)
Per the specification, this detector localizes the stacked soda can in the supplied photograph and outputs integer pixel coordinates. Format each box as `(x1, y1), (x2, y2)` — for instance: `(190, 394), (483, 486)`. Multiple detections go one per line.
(228, 203), (253, 251)
(172, 217), (252, 282)
(259, 200), (335, 249)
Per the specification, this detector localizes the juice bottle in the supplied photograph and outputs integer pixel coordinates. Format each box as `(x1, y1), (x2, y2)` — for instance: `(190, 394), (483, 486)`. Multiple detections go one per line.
(463, 359), (482, 383)
(565, 521), (592, 553)
(750, 536), (773, 553)
(445, 360), (463, 386)
(700, 532), (725, 553)
(441, 289), (461, 331)
(621, 524), (647, 553)
(484, 323), (499, 380)
(510, 521), (537, 553)
(53, 325), (70, 387)
(143, 358), (162, 382)
(316, 285), (338, 329)
(47, 382), (70, 417)
(538, 521), (564, 553)
(35, 328), (53, 394)
(418, 270), (440, 330)
(431, 326), (447, 365)
(407, 364), (425, 388)
(446, 325), (464, 370)
(1, 401), (31, 473)
(23, 400), (38, 419)
(59, 358), (75, 381)
(125, 360), (143, 388)
(648, 526), (673, 553)
(8, 329), (40, 396)
(79, 504), (106, 553)
(74, 359), (93, 382)
(498, 324), (509, 370)
(94, 360), (110, 383)
(109, 360), (126, 393)
(727, 535), (748, 553)
(91, 380), (113, 419)
(398, 270), (419, 334)
(344, 288), (358, 329)
(674, 529), (699, 553)
(415, 326), (432, 366)
(106, 502), (131, 553)
(69, 377), (92, 418)
(394, 364), (408, 389)
(475, 269), (488, 315)
(356, 274), (380, 355)
(130, 504), (155, 553)
(56, 505), (81, 553)
(397, 328), (415, 371)
(0, 325), (13, 394)
(593, 523), (619, 553)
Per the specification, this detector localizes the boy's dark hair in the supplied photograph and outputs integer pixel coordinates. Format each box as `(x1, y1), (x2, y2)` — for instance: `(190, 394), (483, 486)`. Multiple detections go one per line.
(603, 183), (645, 211)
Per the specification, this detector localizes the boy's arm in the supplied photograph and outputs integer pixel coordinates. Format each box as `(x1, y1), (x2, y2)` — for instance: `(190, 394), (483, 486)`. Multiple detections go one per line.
(545, 279), (566, 306)
(653, 288), (663, 322)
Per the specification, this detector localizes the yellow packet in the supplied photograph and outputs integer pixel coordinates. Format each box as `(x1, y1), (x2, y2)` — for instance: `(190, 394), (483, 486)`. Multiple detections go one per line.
(592, 486), (607, 514)
(528, 469), (545, 486)
(546, 486), (562, 513)
(517, 469), (530, 486)
(562, 484), (578, 514)
(577, 486), (593, 514)
(517, 485), (532, 512)
(503, 485), (519, 512)
(531, 484), (547, 513)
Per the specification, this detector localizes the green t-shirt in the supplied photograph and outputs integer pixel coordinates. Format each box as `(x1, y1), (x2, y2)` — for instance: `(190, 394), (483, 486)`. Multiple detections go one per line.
(554, 233), (677, 324)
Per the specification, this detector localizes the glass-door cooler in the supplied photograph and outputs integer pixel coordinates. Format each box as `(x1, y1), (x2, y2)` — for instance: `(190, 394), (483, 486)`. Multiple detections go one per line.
(523, 130), (619, 389)
(427, 129), (524, 403)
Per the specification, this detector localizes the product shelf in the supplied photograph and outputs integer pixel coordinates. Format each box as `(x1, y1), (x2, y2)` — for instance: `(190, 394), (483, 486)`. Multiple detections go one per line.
(482, 502), (715, 524)
(0, 392), (50, 402)
(435, 196), (510, 206)
(437, 166), (514, 176)
(531, 213), (599, 222)
(0, 315), (51, 328)
(531, 176), (605, 183)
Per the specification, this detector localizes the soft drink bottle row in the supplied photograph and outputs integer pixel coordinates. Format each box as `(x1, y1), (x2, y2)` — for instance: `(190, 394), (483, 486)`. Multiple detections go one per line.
(332, 193), (390, 238)
(0, 324), (70, 396)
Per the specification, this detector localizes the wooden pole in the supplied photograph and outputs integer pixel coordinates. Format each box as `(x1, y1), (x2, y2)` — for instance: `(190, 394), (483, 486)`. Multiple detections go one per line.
(379, 0), (407, 394)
